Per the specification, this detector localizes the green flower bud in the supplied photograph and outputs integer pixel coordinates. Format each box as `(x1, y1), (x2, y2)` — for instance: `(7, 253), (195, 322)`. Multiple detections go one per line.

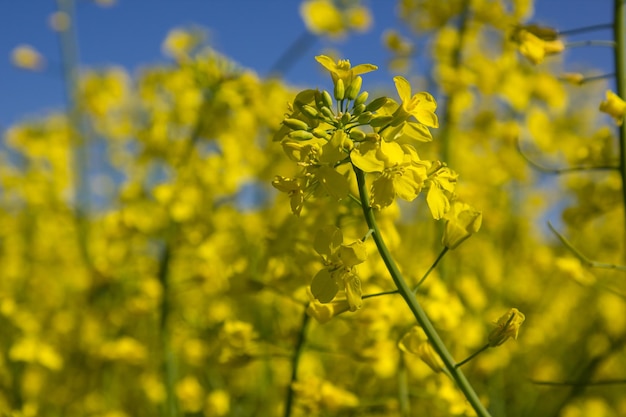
(288, 130), (314, 140)
(312, 128), (330, 139)
(341, 112), (351, 125)
(321, 90), (334, 109)
(370, 115), (393, 127)
(364, 133), (380, 142)
(301, 104), (319, 119)
(345, 76), (362, 100)
(334, 78), (345, 100)
(349, 129), (366, 141)
(352, 103), (366, 117)
(283, 118), (310, 131)
(320, 106), (335, 120)
(357, 112), (373, 124)
(365, 96), (388, 112)
(354, 91), (369, 108)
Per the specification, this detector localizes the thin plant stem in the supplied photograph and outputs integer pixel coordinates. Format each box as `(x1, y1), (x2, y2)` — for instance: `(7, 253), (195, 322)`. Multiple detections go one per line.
(353, 166), (492, 417)
(283, 310), (310, 417)
(615, 0), (626, 260)
(414, 247), (449, 292)
(565, 40), (617, 48)
(268, 31), (316, 77)
(56, 0), (92, 270)
(558, 23), (613, 36)
(456, 344), (490, 368)
(548, 222), (626, 271)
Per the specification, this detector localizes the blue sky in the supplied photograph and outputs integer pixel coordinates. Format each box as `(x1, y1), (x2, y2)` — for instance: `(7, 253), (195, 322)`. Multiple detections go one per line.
(0, 0), (616, 129)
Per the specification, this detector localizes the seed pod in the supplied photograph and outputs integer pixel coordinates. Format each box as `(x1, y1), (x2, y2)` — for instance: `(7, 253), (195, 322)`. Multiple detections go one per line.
(283, 118), (309, 131)
(334, 78), (345, 101)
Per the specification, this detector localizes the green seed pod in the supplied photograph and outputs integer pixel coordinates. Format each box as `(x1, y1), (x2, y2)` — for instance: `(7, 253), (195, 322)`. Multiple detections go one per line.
(283, 118), (309, 131)
(301, 104), (319, 119)
(349, 129), (366, 141)
(334, 78), (345, 101)
(345, 76), (362, 100)
(288, 130), (314, 140)
(352, 103), (366, 117)
(354, 91), (369, 108)
(357, 112), (373, 124)
(365, 96), (388, 112)
(321, 90), (333, 109)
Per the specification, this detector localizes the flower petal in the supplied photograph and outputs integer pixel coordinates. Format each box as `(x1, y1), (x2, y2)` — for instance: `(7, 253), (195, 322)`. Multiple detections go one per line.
(393, 76), (412, 104)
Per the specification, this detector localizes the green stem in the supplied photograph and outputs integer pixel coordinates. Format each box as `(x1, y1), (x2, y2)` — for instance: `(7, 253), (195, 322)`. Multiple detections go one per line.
(56, 0), (92, 269)
(414, 247), (449, 291)
(353, 166), (491, 417)
(565, 40), (617, 48)
(283, 310), (310, 417)
(614, 0), (626, 261)
(157, 242), (177, 417)
(456, 344), (490, 368)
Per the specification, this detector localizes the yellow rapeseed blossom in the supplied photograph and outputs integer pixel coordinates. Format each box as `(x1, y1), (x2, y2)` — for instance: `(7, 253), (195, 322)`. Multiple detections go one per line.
(442, 199), (482, 249)
(300, 0), (372, 37)
(11, 44), (45, 71)
(488, 308), (525, 347)
(399, 327), (445, 373)
(205, 390), (230, 417)
(511, 26), (564, 64)
(49, 11), (71, 32)
(599, 90), (626, 125)
(162, 28), (204, 60)
(176, 376), (204, 413)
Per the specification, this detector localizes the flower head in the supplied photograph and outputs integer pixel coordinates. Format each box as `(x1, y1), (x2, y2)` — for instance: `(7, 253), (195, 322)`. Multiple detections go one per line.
(315, 55), (377, 88)
(393, 76), (438, 127)
(600, 90), (626, 125)
(442, 199), (482, 249)
(511, 27), (564, 65)
(488, 308), (525, 347)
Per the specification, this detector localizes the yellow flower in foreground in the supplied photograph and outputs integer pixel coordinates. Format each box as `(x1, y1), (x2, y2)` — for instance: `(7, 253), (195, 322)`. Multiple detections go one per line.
(393, 76), (438, 127)
(488, 308), (525, 347)
(599, 90), (626, 125)
(11, 45), (45, 71)
(315, 55), (377, 87)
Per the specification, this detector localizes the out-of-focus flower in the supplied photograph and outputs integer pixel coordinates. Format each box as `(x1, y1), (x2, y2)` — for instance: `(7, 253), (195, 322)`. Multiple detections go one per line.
(510, 25), (564, 64)
(11, 45), (45, 71)
(49, 11), (71, 32)
(442, 199), (482, 249)
(488, 308), (525, 347)
(599, 90), (626, 125)
(399, 326), (445, 373)
(162, 28), (205, 61)
(300, 0), (372, 38)
(559, 72), (585, 85)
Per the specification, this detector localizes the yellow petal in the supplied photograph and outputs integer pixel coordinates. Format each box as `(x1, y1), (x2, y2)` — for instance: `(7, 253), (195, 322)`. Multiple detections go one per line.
(393, 76), (412, 103)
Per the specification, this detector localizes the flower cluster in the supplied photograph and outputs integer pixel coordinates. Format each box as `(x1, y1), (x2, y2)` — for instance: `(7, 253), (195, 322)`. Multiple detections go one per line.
(273, 55), (460, 217)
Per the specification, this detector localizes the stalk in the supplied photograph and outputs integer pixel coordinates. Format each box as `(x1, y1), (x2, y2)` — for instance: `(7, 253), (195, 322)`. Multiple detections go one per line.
(353, 167), (491, 417)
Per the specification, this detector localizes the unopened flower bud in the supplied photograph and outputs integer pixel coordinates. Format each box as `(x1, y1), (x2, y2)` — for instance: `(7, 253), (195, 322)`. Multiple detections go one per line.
(312, 128), (330, 139)
(349, 129), (366, 141)
(357, 112), (373, 124)
(301, 104), (319, 119)
(334, 78), (345, 100)
(320, 106), (335, 120)
(365, 97), (388, 112)
(283, 118), (310, 131)
(345, 76), (362, 100)
(354, 91), (369, 108)
(352, 103), (366, 117)
(488, 308), (525, 347)
(321, 90), (333, 109)
(288, 130), (314, 140)
(341, 112), (351, 124)
(370, 115), (393, 128)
